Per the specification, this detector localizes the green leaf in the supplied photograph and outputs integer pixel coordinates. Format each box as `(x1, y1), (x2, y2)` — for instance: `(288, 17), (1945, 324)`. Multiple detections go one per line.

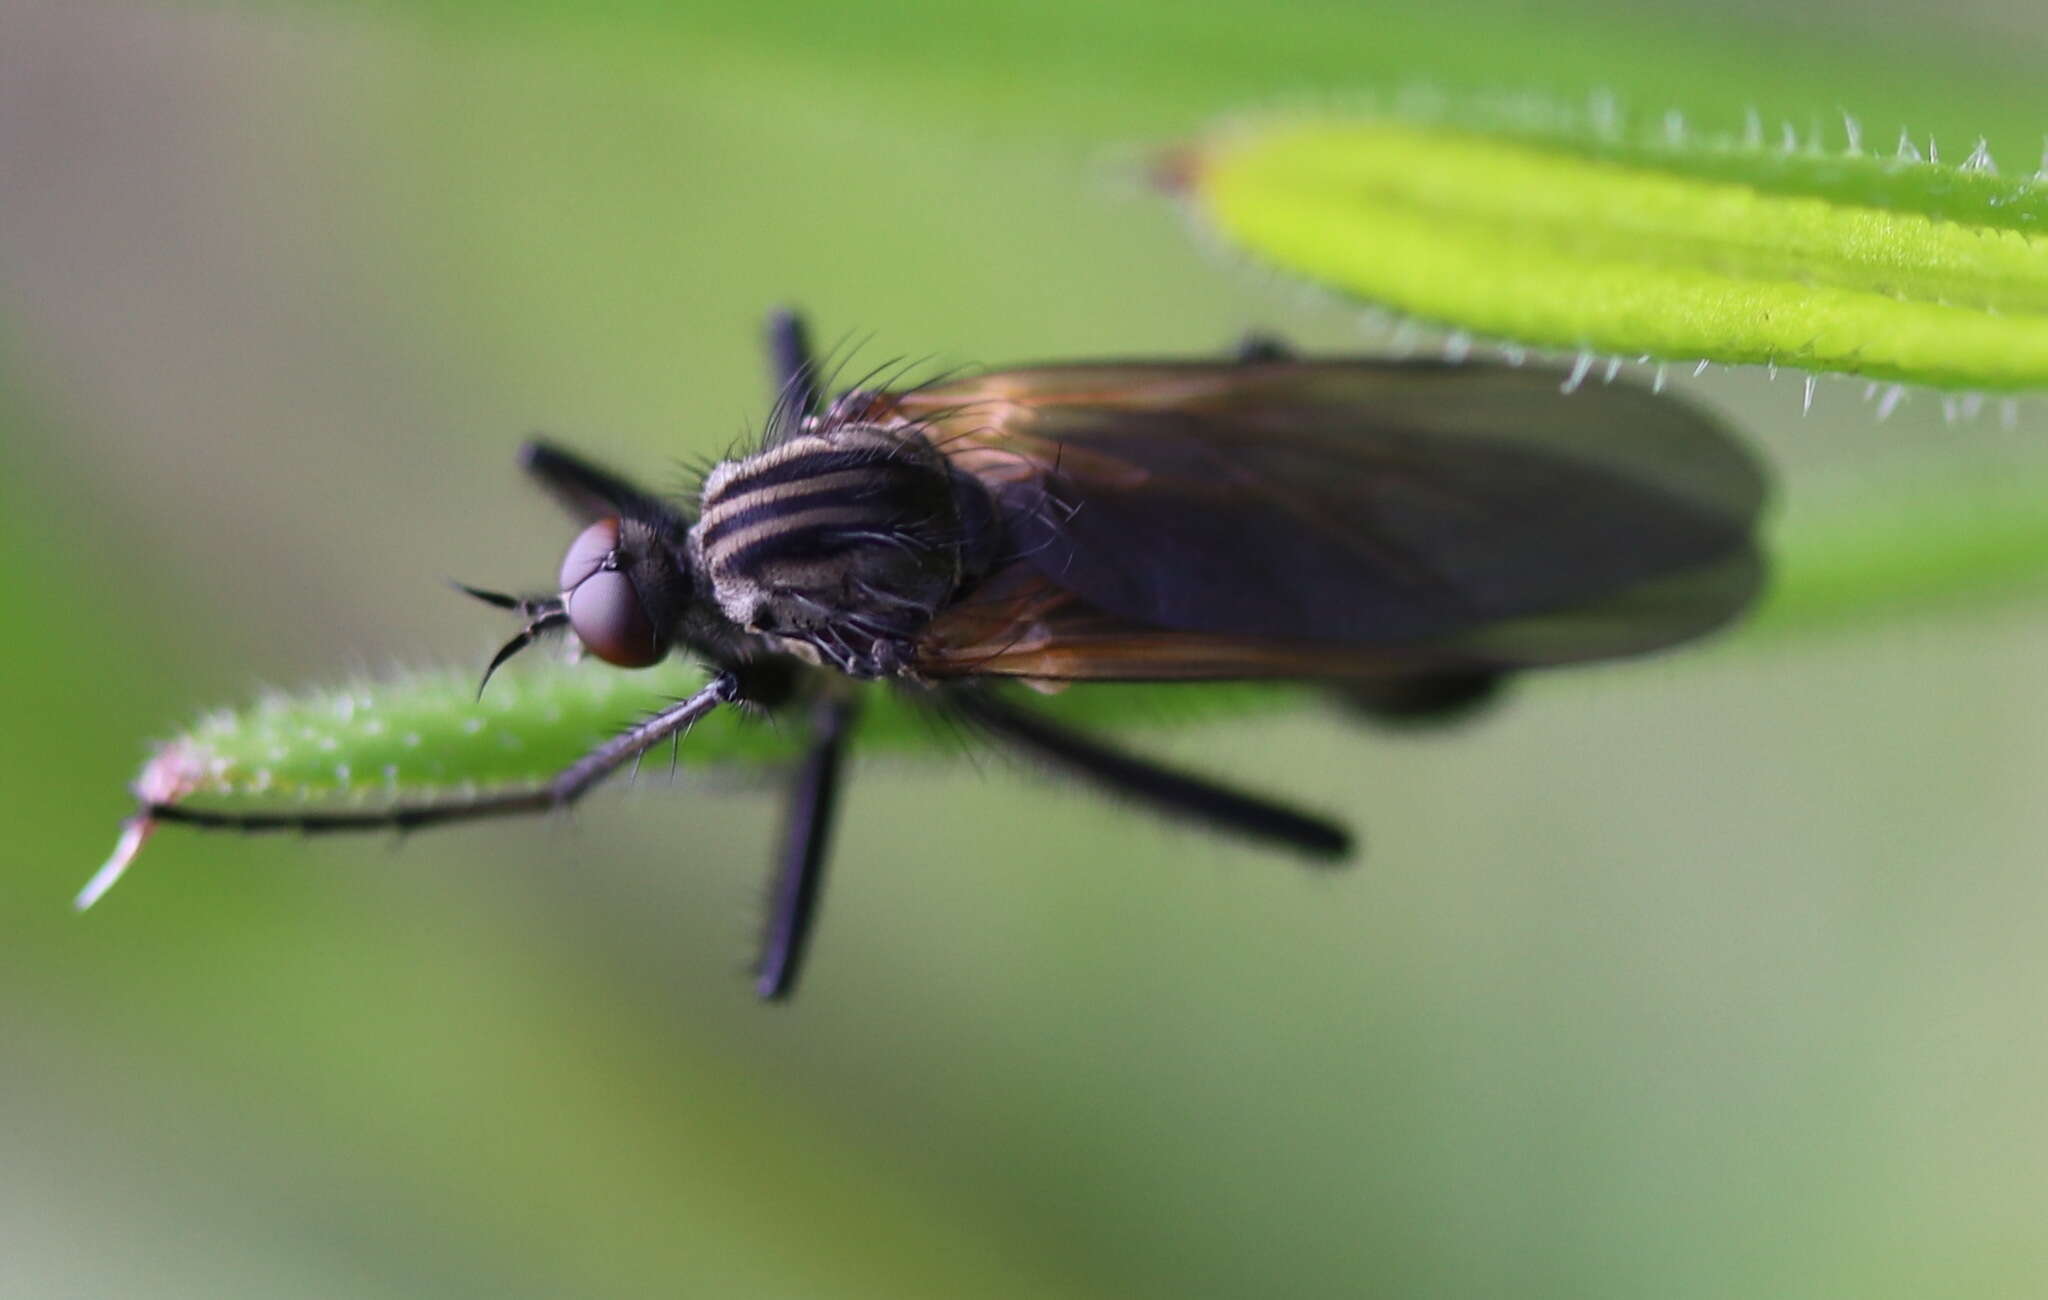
(1182, 99), (2048, 390)
(140, 660), (795, 807)
(80, 657), (778, 907)
(84, 654), (1302, 905)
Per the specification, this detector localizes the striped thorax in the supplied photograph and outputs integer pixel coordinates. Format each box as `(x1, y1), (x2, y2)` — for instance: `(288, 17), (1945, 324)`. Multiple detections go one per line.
(690, 418), (992, 677)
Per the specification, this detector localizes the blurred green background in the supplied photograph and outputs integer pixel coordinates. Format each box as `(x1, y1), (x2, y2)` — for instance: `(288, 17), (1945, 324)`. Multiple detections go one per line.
(7, 1), (2048, 1295)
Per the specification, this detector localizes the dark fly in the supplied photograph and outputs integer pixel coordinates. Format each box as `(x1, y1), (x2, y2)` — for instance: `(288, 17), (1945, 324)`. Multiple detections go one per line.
(98, 311), (1766, 1000)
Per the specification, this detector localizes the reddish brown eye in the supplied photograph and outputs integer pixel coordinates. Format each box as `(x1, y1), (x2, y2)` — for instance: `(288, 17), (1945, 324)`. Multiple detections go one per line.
(559, 517), (621, 592)
(559, 518), (668, 668)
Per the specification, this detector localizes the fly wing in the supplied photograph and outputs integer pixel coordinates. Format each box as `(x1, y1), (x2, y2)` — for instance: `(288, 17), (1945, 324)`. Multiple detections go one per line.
(912, 551), (1760, 680)
(889, 361), (1763, 680)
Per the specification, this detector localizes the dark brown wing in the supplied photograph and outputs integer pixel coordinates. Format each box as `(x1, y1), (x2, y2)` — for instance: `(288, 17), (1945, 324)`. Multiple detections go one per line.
(884, 361), (1763, 681)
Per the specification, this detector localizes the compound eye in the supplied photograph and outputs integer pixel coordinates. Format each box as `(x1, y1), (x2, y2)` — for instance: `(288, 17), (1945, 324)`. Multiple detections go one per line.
(559, 517), (620, 591)
(559, 518), (668, 668)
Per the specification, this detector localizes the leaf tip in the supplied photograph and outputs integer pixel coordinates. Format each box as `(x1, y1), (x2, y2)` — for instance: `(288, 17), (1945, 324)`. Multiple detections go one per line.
(80, 740), (211, 910)
(1150, 142), (1205, 196)
(77, 815), (155, 911)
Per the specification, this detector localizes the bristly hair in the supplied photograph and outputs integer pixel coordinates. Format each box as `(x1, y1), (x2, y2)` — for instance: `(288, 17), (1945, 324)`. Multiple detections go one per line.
(759, 326), (870, 448)
(761, 337), (977, 451)
(669, 451), (723, 504)
(688, 338), (988, 533)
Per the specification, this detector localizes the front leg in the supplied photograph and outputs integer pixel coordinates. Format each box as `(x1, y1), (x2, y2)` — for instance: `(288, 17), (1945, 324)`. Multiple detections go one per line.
(108, 673), (741, 839)
(519, 438), (682, 527)
(82, 673), (746, 910)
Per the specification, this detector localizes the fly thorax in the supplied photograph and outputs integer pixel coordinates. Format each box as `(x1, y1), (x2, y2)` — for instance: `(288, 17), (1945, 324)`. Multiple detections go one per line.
(690, 425), (989, 676)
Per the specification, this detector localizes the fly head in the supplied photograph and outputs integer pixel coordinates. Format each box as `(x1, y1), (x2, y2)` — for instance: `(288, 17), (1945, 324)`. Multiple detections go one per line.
(557, 513), (694, 668)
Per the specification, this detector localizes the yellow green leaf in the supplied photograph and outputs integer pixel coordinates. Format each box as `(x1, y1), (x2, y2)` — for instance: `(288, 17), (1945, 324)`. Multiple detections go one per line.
(1183, 102), (2048, 390)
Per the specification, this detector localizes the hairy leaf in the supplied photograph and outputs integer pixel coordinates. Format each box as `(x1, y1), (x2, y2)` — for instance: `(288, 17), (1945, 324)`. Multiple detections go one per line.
(1182, 99), (2048, 390)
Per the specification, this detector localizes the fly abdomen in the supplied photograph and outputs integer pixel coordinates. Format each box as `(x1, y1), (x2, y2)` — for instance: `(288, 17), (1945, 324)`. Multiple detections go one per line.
(691, 424), (995, 675)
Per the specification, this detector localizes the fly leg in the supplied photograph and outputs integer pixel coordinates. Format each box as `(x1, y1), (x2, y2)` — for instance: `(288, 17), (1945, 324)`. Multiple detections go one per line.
(1234, 333), (1295, 363)
(947, 688), (1352, 863)
(160, 672), (736, 833)
(754, 693), (860, 1001)
(519, 438), (680, 526)
(1339, 672), (1508, 729)
(747, 307), (859, 999)
(764, 308), (823, 442)
(81, 673), (746, 910)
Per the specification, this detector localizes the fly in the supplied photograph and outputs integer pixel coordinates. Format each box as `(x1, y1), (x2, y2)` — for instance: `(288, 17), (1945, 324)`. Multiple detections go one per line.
(93, 311), (1766, 1000)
